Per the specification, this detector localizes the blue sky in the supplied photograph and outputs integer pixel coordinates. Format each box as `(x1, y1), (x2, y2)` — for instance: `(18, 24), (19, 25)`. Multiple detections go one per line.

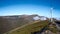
(0, 0), (60, 18)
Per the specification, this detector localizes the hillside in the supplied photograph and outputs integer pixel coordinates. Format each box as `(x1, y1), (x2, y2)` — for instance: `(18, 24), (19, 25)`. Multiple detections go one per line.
(0, 15), (47, 34)
(0, 15), (60, 34)
(4, 20), (59, 34)
(4, 20), (49, 34)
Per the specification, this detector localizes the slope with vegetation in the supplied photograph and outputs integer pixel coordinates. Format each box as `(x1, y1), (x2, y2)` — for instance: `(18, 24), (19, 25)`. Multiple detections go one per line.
(4, 20), (49, 34)
(0, 15), (60, 34)
(4, 21), (60, 34)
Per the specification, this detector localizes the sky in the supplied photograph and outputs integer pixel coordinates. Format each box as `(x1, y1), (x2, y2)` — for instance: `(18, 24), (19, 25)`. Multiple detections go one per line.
(0, 0), (60, 18)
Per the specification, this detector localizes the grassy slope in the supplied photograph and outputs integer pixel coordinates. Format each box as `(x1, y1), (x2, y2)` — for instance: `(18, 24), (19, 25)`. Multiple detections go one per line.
(4, 20), (49, 34)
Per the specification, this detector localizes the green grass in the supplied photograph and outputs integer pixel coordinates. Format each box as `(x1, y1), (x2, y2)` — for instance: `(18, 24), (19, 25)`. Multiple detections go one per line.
(4, 20), (49, 34)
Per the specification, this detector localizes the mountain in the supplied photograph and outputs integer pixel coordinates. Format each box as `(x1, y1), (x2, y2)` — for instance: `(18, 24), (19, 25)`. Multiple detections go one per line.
(0, 14), (60, 34)
(0, 14), (47, 34)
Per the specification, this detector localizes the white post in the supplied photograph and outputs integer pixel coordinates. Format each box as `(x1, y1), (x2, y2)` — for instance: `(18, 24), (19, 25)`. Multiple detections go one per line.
(50, 8), (53, 22)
